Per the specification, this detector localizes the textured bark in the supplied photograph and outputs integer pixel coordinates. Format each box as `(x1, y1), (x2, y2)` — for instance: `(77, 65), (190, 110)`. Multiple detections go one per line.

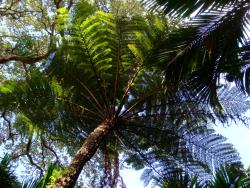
(100, 144), (112, 187)
(51, 119), (114, 188)
(112, 137), (119, 186)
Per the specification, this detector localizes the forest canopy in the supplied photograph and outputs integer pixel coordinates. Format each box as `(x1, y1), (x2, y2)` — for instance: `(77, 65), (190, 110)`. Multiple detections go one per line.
(0, 0), (250, 187)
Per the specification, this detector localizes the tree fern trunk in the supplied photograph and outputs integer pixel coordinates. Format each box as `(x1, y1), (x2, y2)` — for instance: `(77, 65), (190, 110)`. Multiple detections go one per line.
(51, 119), (114, 188)
(101, 143), (112, 187)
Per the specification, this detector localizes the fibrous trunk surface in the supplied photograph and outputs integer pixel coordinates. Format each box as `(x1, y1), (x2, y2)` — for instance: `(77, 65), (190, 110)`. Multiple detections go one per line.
(51, 119), (114, 187)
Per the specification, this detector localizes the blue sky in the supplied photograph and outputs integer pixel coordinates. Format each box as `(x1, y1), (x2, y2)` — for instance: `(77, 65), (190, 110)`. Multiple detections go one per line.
(215, 124), (250, 168)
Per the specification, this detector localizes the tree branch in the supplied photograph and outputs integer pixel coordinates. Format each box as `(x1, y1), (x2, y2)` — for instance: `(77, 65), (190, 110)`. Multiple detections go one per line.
(54, 0), (64, 9)
(67, 0), (74, 10)
(11, 137), (44, 176)
(1, 112), (16, 143)
(0, 53), (49, 64)
(41, 138), (62, 167)
(26, 138), (44, 177)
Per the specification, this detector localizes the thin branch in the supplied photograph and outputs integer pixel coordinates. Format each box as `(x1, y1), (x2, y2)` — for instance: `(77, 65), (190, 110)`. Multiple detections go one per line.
(11, 137), (44, 176)
(41, 141), (46, 170)
(75, 77), (104, 115)
(41, 138), (62, 167)
(119, 89), (161, 118)
(1, 112), (16, 143)
(25, 138), (44, 177)
(67, 0), (74, 10)
(62, 98), (102, 118)
(54, 0), (63, 9)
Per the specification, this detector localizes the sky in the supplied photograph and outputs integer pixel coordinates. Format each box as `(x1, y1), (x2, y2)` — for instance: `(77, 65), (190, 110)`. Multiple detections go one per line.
(215, 124), (250, 168)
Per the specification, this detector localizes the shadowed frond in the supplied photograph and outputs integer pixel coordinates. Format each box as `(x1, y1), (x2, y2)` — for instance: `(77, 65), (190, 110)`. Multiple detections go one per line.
(145, 1), (250, 104)
(143, 0), (245, 17)
(120, 118), (241, 187)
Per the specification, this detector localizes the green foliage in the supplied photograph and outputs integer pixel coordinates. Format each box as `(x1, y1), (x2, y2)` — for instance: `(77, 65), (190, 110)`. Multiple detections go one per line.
(0, 155), (19, 188)
(55, 7), (69, 32)
(209, 164), (250, 188)
(49, 9), (165, 121)
(21, 163), (60, 188)
(14, 35), (36, 56)
(41, 163), (61, 187)
(0, 70), (76, 141)
(74, 0), (97, 23)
